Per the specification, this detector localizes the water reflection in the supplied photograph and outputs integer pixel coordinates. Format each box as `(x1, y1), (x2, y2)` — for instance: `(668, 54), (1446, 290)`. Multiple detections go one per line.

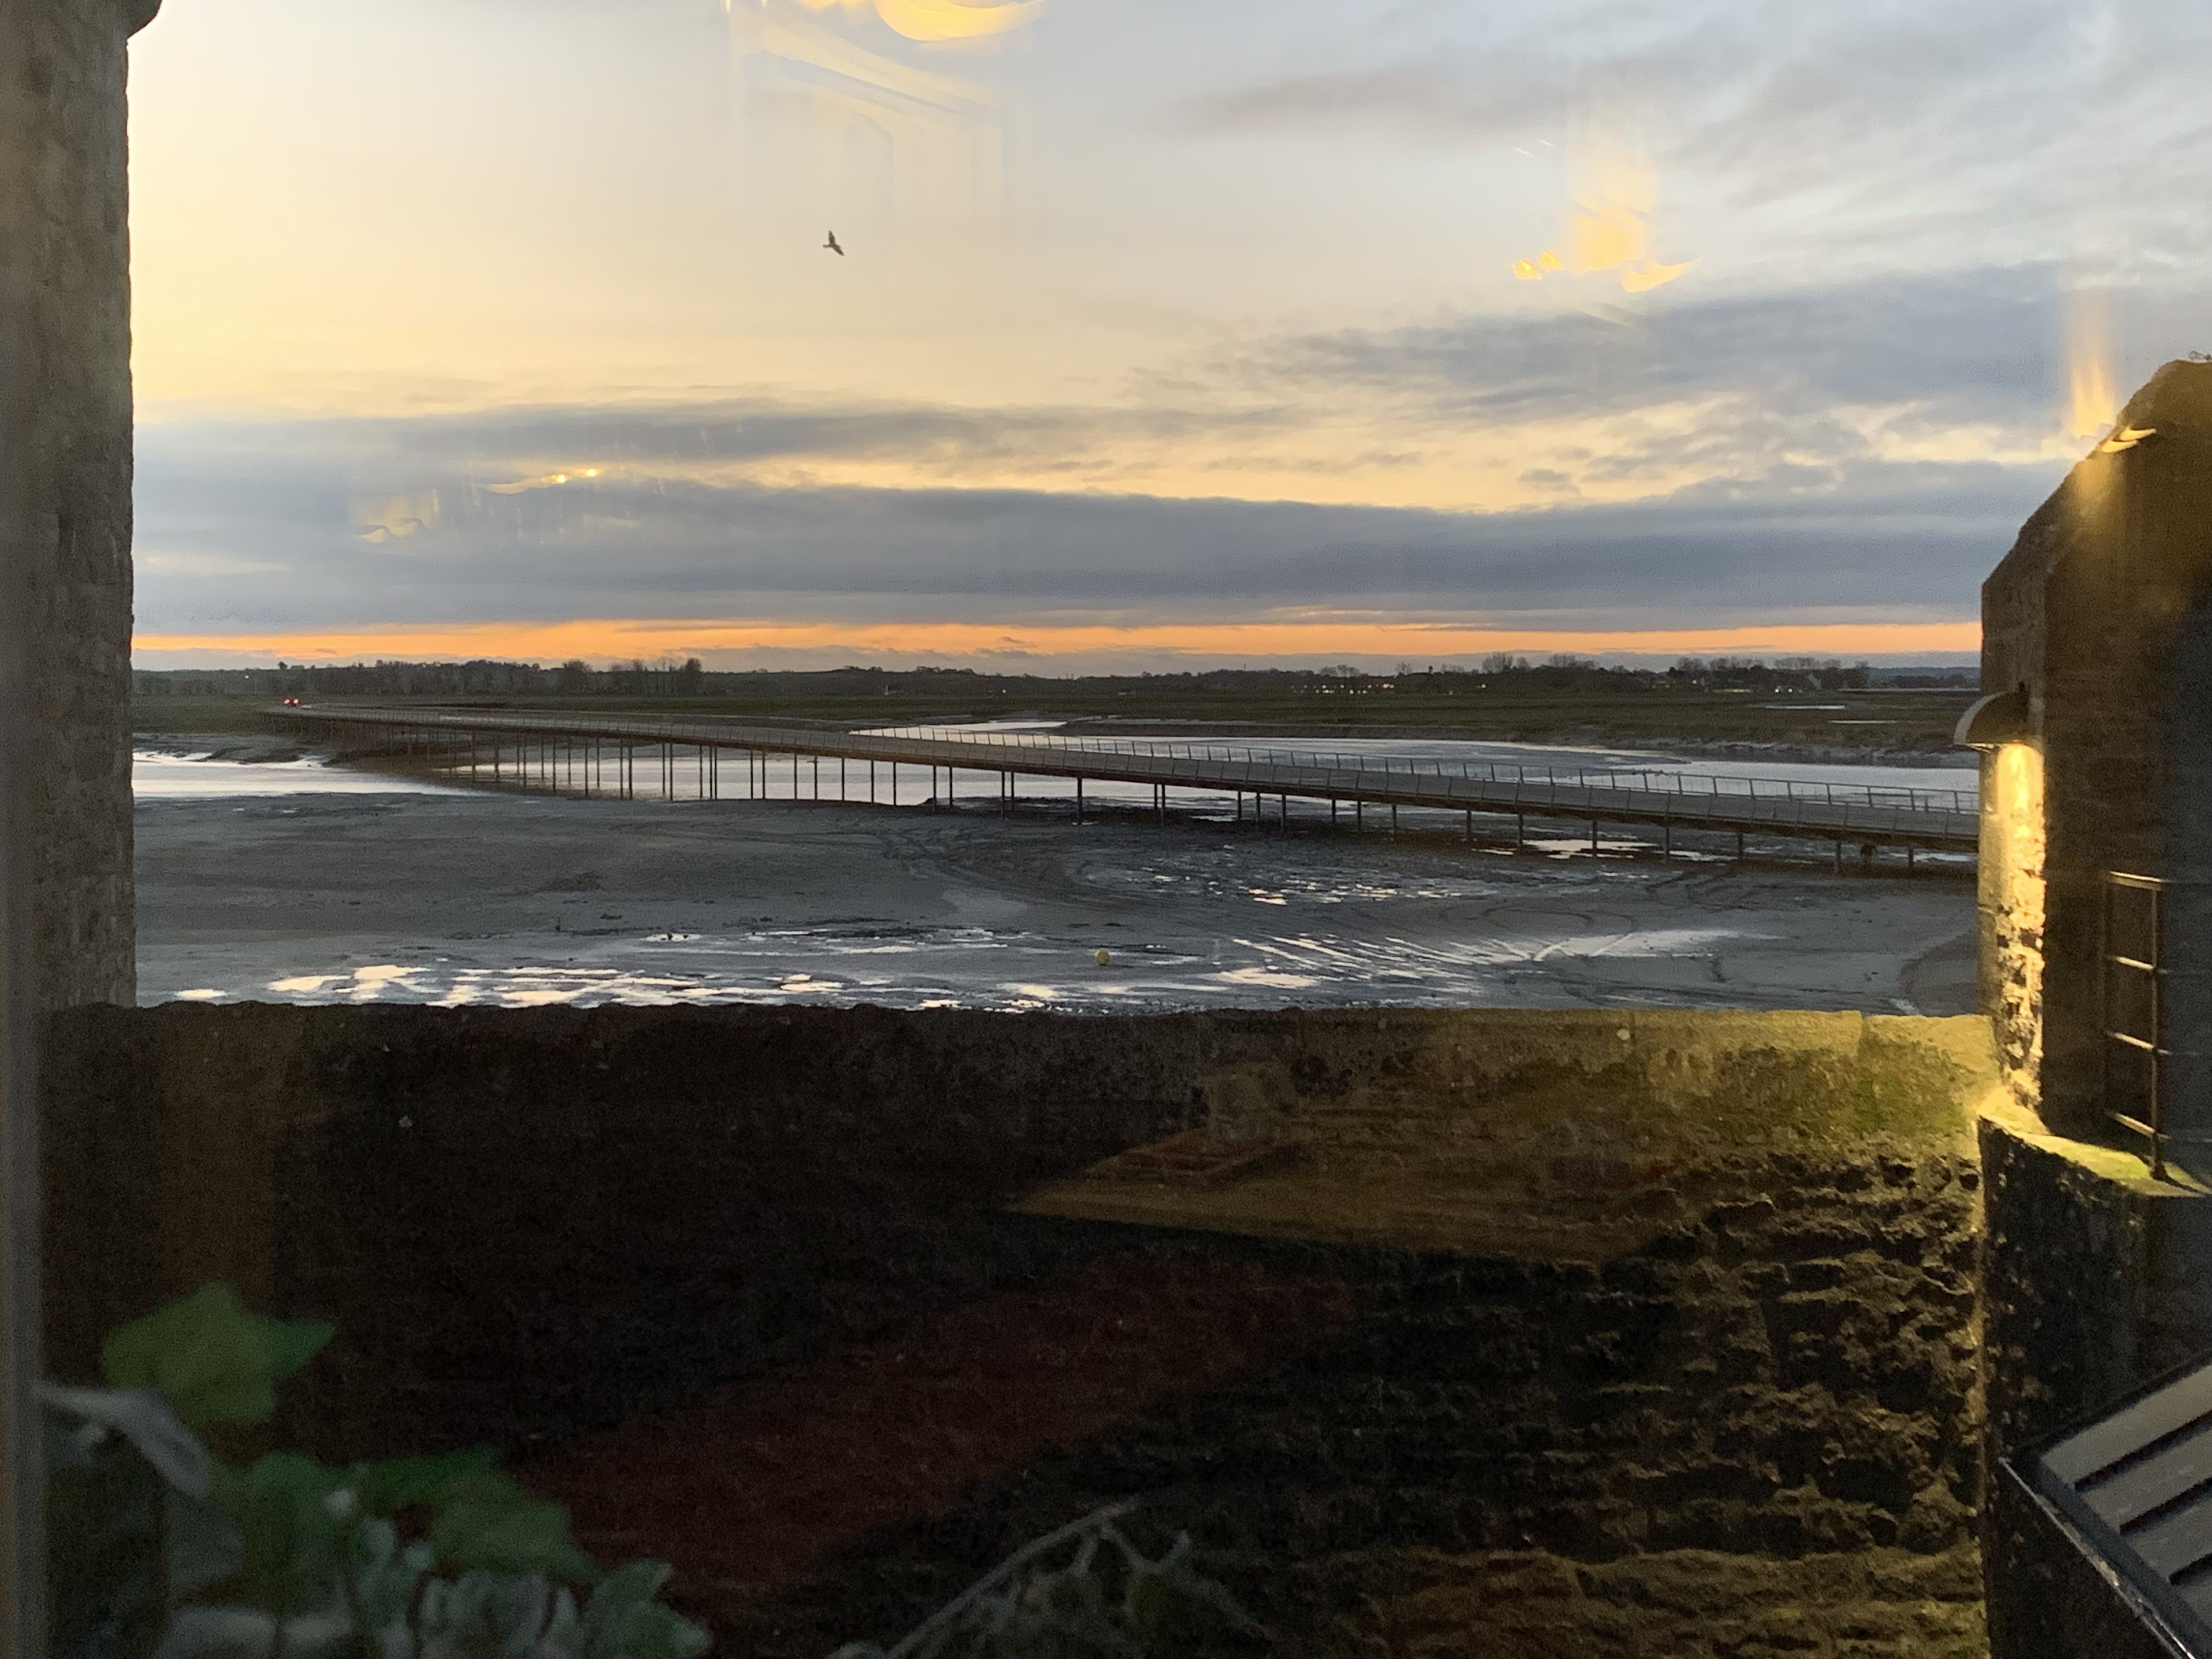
(200, 916), (1774, 1013)
(133, 750), (465, 798)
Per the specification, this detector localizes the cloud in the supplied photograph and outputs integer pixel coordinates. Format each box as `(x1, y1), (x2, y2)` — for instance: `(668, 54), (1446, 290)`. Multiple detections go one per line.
(1256, 264), (2065, 426)
(1186, 62), (1550, 146)
(1181, 0), (2212, 275)
(139, 259), (2166, 653)
(134, 425), (2033, 640)
(150, 261), (2104, 517)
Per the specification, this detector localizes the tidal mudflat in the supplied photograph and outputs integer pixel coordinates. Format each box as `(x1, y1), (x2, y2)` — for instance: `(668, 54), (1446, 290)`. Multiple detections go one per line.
(136, 748), (1977, 1014)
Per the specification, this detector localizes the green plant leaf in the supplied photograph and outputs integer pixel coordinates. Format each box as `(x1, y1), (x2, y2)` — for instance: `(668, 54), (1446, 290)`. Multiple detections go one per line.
(584, 1566), (711, 1659)
(345, 1447), (504, 1519)
(580, 1561), (712, 1659)
(208, 1452), (350, 1618)
(582, 1561), (673, 1658)
(619, 1598), (713, 1659)
(427, 1474), (601, 1585)
(99, 1284), (334, 1430)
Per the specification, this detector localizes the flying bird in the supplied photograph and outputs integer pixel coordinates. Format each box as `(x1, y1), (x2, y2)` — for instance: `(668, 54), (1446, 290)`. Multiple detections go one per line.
(823, 230), (844, 256)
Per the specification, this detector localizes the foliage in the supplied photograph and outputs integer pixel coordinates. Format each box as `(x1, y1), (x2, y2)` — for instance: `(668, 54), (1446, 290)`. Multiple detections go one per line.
(101, 1282), (335, 1430)
(44, 1283), (712, 1659)
(828, 1501), (1261, 1659)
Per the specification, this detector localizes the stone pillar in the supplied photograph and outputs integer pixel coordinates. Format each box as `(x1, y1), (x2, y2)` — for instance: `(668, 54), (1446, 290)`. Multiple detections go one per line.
(1, 0), (159, 1018)
(2, 0), (160, 1639)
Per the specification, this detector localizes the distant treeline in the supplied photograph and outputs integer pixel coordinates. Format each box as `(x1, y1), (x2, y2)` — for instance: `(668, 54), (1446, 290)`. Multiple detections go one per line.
(132, 654), (1975, 700)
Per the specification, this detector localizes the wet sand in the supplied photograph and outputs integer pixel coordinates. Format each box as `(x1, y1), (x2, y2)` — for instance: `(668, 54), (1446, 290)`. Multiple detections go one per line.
(136, 788), (1978, 1014)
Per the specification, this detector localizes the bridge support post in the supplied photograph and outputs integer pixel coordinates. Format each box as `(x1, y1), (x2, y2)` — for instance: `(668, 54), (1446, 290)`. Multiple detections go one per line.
(1590, 819), (1598, 858)
(1663, 816), (1673, 857)
(1515, 811), (1523, 849)
(1075, 778), (1084, 823)
(1464, 809), (1472, 845)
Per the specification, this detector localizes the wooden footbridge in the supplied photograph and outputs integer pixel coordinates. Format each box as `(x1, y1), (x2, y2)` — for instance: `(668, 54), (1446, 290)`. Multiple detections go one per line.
(273, 704), (1980, 863)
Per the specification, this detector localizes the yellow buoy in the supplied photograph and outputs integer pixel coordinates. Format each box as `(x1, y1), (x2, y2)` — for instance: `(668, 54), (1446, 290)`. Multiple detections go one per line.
(1095, 949), (1111, 967)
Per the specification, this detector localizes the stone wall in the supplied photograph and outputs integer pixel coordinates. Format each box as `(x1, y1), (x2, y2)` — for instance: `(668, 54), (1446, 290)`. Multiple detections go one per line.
(0, 0), (152, 1013)
(45, 1002), (1995, 1655)
(727, 1147), (1987, 1658)
(1977, 1104), (2212, 1659)
(42, 1001), (1202, 1452)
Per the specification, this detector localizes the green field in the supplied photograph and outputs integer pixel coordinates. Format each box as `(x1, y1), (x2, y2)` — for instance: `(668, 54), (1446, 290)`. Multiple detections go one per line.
(133, 679), (1980, 757)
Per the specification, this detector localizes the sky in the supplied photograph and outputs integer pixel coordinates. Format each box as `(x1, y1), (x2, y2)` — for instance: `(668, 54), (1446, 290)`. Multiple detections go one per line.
(126, 0), (2212, 672)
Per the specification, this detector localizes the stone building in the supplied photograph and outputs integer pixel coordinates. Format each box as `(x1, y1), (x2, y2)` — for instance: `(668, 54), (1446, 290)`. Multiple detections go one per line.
(1976, 359), (2212, 1166)
(1973, 363), (2212, 1658)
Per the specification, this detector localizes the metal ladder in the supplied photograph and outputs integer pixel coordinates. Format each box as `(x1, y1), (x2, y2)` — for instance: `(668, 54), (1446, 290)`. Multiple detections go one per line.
(2104, 871), (2171, 1180)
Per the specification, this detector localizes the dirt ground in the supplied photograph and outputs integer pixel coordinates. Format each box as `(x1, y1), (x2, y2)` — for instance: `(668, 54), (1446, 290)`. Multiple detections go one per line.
(136, 788), (1978, 1015)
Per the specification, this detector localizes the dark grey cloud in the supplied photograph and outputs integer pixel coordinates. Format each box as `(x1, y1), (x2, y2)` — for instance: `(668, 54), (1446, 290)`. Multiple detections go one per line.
(249, 397), (1289, 479)
(1252, 263), (2062, 427)
(134, 423), (2039, 637)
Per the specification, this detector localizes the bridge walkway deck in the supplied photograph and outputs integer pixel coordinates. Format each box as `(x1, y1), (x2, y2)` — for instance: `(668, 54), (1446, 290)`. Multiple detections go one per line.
(275, 705), (1979, 854)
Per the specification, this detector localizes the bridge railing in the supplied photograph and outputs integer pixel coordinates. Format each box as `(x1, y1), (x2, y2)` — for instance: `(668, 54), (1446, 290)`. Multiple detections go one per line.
(849, 724), (1977, 815)
(278, 707), (1977, 831)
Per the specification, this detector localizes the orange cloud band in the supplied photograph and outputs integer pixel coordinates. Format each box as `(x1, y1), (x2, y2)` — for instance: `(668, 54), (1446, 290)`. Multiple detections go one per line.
(133, 617), (1980, 665)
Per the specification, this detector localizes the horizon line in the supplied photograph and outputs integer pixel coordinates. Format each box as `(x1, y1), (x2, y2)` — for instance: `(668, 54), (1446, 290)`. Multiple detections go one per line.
(131, 617), (1982, 671)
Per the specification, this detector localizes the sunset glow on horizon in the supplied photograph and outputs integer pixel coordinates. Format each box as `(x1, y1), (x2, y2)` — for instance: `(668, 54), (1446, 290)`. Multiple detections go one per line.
(131, 618), (1981, 673)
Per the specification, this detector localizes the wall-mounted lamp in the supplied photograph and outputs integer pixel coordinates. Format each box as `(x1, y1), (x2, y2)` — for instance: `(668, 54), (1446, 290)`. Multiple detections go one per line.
(2098, 425), (2159, 455)
(1955, 686), (2030, 751)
